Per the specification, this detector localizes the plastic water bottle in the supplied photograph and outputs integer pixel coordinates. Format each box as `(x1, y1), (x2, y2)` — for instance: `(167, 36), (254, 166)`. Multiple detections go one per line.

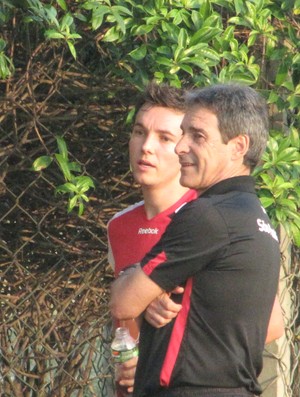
(111, 327), (139, 397)
(111, 327), (139, 363)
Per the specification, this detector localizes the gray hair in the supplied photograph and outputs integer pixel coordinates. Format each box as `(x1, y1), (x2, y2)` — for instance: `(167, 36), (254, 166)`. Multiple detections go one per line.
(186, 84), (269, 170)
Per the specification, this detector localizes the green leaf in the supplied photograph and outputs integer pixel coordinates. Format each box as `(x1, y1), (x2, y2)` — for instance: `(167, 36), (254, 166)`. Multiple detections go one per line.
(199, 0), (212, 20)
(111, 7), (127, 35)
(179, 63), (193, 75)
(60, 13), (73, 30)
(74, 176), (95, 188)
(191, 9), (202, 30)
(45, 30), (65, 39)
(81, 194), (89, 202)
(290, 223), (300, 247)
(55, 184), (72, 194)
(275, 62), (289, 86)
(132, 24), (155, 35)
(68, 162), (81, 173)
(91, 6), (110, 30)
(0, 39), (6, 52)
(56, 136), (68, 160)
(125, 107), (136, 124)
(186, 57), (210, 71)
(234, 0), (245, 14)
(178, 28), (188, 49)
(245, 2), (256, 19)
(0, 54), (13, 79)
(202, 14), (221, 29)
(129, 45), (147, 60)
(55, 153), (72, 181)
(259, 196), (275, 208)
(228, 16), (251, 28)
(156, 56), (172, 67)
(112, 5), (133, 17)
(68, 33), (82, 40)
(67, 40), (77, 59)
(169, 65), (180, 74)
(32, 156), (53, 171)
(56, 182), (78, 193)
(78, 202), (85, 216)
(157, 45), (172, 56)
(184, 42), (207, 56)
(222, 25), (235, 41)
(268, 91), (279, 104)
(278, 198), (298, 211)
(68, 195), (78, 212)
(190, 27), (221, 45)
(57, 0), (67, 11)
(276, 147), (299, 163)
(154, 71), (165, 81)
(198, 47), (220, 62)
(103, 26), (120, 42)
(247, 31), (258, 47)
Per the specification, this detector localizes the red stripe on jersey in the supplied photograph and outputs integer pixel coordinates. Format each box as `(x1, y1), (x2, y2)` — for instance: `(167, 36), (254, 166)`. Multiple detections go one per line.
(160, 277), (193, 387)
(143, 251), (167, 275)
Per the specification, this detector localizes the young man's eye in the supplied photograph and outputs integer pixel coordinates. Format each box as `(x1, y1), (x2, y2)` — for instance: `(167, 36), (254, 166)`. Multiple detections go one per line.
(132, 129), (144, 136)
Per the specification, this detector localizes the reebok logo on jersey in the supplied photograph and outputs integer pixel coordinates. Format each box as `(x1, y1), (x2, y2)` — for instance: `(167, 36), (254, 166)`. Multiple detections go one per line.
(257, 219), (278, 242)
(138, 228), (159, 235)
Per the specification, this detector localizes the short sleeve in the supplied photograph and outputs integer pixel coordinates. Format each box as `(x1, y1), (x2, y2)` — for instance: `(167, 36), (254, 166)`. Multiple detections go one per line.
(141, 199), (229, 291)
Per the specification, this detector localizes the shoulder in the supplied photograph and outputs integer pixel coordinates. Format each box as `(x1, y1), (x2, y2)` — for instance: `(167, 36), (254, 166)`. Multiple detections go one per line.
(172, 195), (226, 231)
(107, 200), (144, 226)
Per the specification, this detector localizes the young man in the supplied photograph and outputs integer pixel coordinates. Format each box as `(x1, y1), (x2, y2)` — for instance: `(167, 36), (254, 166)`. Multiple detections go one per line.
(107, 83), (197, 395)
(110, 83), (282, 397)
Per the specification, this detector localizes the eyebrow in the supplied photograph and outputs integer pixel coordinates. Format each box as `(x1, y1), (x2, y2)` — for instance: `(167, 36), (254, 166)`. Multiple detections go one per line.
(133, 122), (178, 137)
(181, 124), (206, 135)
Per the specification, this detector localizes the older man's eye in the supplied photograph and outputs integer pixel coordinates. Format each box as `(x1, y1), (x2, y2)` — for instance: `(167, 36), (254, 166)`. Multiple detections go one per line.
(193, 132), (204, 140)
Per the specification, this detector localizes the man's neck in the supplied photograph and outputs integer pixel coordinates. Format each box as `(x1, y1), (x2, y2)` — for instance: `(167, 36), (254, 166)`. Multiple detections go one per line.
(141, 184), (190, 220)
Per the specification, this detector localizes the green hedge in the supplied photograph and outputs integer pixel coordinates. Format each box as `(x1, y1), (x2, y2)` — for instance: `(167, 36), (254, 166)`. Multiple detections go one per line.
(1, 0), (299, 245)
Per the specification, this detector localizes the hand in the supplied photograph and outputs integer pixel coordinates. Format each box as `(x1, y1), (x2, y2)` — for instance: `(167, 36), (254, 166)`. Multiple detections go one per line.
(115, 356), (138, 393)
(144, 286), (184, 328)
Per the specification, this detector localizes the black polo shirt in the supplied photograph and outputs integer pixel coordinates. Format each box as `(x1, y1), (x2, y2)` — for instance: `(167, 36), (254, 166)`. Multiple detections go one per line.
(135, 176), (280, 397)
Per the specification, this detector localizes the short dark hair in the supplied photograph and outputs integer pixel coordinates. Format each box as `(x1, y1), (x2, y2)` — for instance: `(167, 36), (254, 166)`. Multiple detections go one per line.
(186, 83), (269, 170)
(135, 81), (186, 114)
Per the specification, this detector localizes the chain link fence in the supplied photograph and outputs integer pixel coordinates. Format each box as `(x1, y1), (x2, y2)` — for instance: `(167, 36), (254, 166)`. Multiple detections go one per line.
(0, 31), (299, 397)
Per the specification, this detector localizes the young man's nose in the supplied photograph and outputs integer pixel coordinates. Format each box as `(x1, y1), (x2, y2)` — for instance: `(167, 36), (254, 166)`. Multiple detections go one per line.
(141, 135), (156, 153)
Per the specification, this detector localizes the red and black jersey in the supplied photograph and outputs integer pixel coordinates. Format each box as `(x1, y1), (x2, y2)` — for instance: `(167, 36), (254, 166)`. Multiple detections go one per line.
(107, 189), (198, 276)
(134, 176), (280, 397)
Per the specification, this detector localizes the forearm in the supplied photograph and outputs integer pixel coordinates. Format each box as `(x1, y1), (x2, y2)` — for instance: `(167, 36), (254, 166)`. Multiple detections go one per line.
(110, 265), (164, 320)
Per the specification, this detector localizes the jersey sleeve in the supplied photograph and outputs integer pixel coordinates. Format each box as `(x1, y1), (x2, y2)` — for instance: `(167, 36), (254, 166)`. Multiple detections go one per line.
(107, 237), (115, 271)
(107, 219), (115, 271)
(141, 199), (229, 291)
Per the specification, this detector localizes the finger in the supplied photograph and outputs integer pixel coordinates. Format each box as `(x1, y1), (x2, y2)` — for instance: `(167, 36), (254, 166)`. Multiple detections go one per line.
(119, 377), (135, 387)
(118, 380), (134, 393)
(145, 308), (177, 327)
(116, 366), (136, 378)
(171, 286), (184, 294)
(148, 293), (181, 313)
(160, 294), (182, 312)
(115, 358), (137, 383)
